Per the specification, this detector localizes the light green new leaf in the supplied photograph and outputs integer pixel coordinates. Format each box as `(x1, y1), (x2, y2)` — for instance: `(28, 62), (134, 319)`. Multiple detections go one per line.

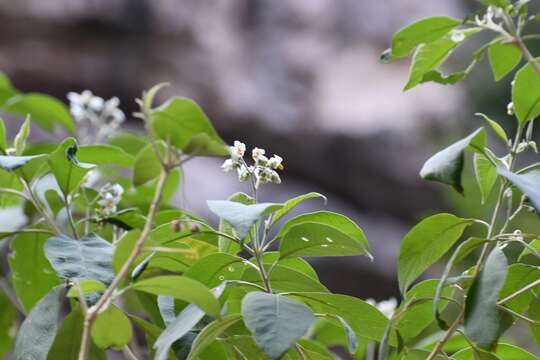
(420, 128), (486, 193)
(465, 246), (508, 350)
(66, 280), (106, 298)
(287, 292), (389, 343)
(9, 232), (60, 313)
(48, 137), (95, 195)
(91, 305), (133, 349)
(488, 42), (521, 81)
(475, 113), (508, 144)
(133, 141), (167, 186)
(187, 314), (243, 360)
(13, 115), (30, 155)
(45, 233), (114, 285)
(184, 253), (245, 288)
(512, 58), (540, 125)
(208, 200), (283, 240)
(474, 153), (497, 204)
(0, 291), (16, 358)
(391, 16), (461, 59)
(0, 72), (18, 107)
(4, 93), (74, 133)
(108, 132), (148, 156)
(279, 222), (370, 259)
(77, 144), (134, 167)
(498, 167), (540, 213)
(151, 97), (227, 156)
(14, 286), (64, 360)
(242, 292), (315, 360)
(271, 192), (327, 225)
(398, 213), (474, 293)
(129, 276), (222, 317)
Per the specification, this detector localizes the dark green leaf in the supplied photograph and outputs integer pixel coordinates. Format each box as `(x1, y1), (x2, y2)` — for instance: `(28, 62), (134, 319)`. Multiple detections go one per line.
(44, 233), (114, 285)
(465, 246), (508, 350)
(512, 58), (540, 125)
(91, 305), (133, 349)
(101, 208), (147, 230)
(14, 286), (64, 360)
(0, 291), (16, 358)
(48, 138), (95, 195)
(242, 264), (328, 292)
(187, 314), (243, 360)
(242, 292), (315, 360)
(488, 42), (521, 81)
(391, 16), (461, 58)
(420, 128), (486, 193)
(528, 297), (540, 347)
(398, 213), (473, 293)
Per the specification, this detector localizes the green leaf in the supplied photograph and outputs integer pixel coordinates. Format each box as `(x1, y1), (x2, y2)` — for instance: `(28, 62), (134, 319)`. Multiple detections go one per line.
(391, 16), (461, 59)
(0, 291), (16, 358)
(108, 132), (148, 156)
(44, 233), (114, 285)
(0, 154), (47, 173)
(420, 128), (486, 193)
(242, 264), (328, 292)
(4, 93), (74, 133)
(9, 232), (59, 312)
(475, 113), (508, 144)
(279, 222), (370, 259)
(287, 292), (389, 343)
(476, 0), (510, 9)
(474, 153), (497, 204)
(499, 264), (540, 313)
(101, 208), (147, 230)
(398, 213), (474, 293)
(271, 192), (326, 225)
(0, 72), (18, 106)
(512, 58), (540, 125)
(464, 246), (508, 350)
(133, 141), (167, 186)
(154, 284), (226, 360)
(218, 192), (253, 254)
(13, 115), (31, 155)
(77, 144), (134, 167)
(453, 343), (536, 360)
(0, 118), (6, 153)
(187, 314), (243, 360)
(262, 252), (319, 281)
(326, 314), (357, 353)
(151, 97), (227, 156)
(129, 276), (222, 317)
(488, 42), (522, 81)
(242, 292), (315, 360)
(498, 167), (540, 213)
(91, 305), (133, 349)
(48, 306), (106, 360)
(48, 137), (95, 195)
(14, 286), (64, 360)
(528, 297), (540, 347)
(207, 200), (283, 240)
(66, 280), (106, 298)
(184, 253), (245, 288)
(45, 189), (64, 217)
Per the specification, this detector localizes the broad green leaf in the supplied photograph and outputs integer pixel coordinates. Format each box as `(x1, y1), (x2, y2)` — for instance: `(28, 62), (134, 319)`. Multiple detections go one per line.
(519, 239), (540, 265)
(474, 153), (497, 204)
(13, 115), (30, 155)
(187, 314), (243, 360)
(294, 339), (335, 360)
(488, 42), (522, 81)
(4, 93), (74, 133)
(48, 137), (95, 195)
(391, 16), (461, 59)
(66, 280), (106, 298)
(0, 154), (47, 173)
(48, 306), (106, 360)
(45, 189), (64, 217)
(0, 291), (16, 358)
(184, 253), (245, 288)
(242, 264), (328, 292)
(499, 264), (540, 313)
(420, 128), (486, 193)
(91, 305), (133, 349)
(398, 213), (473, 293)
(453, 347), (500, 360)
(453, 343), (536, 360)
(271, 192), (326, 225)
(77, 144), (134, 167)
(464, 246), (508, 350)
(0, 72), (17, 106)
(287, 292), (389, 343)
(528, 297), (540, 347)
(279, 222), (369, 259)
(112, 229), (141, 273)
(475, 113), (508, 144)
(0, 118), (6, 152)
(14, 286), (64, 360)
(151, 97), (227, 156)
(512, 58), (540, 125)
(218, 192), (253, 254)
(207, 200), (283, 240)
(154, 284), (226, 360)
(242, 292), (315, 360)
(129, 276), (222, 317)
(108, 132), (147, 156)
(223, 335), (266, 359)
(498, 167), (540, 213)
(262, 252), (319, 281)
(133, 141), (166, 186)
(44, 233), (114, 285)
(9, 232), (59, 312)
(101, 208), (147, 230)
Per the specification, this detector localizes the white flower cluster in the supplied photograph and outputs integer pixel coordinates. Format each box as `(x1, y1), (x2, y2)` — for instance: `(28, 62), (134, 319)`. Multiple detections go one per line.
(366, 297), (398, 319)
(474, 6), (509, 37)
(97, 183), (124, 217)
(221, 141), (283, 188)
(67, 90), (125, 143)
(507, 101), (514, 116)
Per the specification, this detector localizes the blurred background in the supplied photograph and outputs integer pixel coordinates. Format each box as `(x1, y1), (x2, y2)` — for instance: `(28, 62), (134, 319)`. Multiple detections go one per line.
(1, 0), (539, 351)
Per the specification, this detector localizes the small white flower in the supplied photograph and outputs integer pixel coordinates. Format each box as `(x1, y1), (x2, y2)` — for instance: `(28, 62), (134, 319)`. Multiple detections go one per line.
(229, 141), (246, 160)
(237, 165), (252, 181)
(221, 159), (235, 172)
(507, 102), (514, 116)
(268, 155), (283, 170)
(252, 147), (266, 161)
(97, 183), (124, 216)
(450, 30), (465, 43)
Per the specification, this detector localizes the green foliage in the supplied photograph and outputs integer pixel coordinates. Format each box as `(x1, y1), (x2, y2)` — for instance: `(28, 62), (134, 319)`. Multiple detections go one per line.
(488, 42), (522, 81)
(512, 58), (540, 125)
